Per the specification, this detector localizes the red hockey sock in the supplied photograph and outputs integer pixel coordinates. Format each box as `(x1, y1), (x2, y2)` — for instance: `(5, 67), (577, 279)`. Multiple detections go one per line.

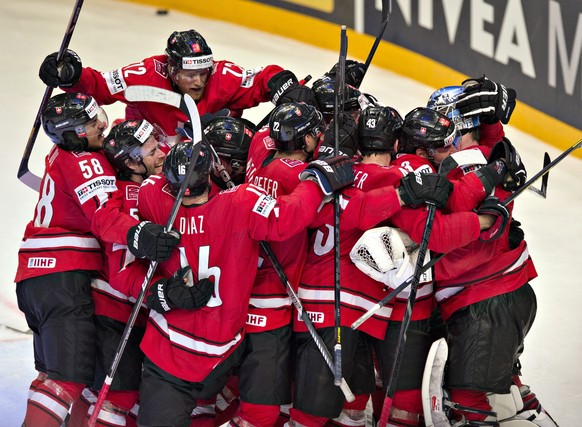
(68, 389), (95, 427)
(27, 372), (48, 400)
(449, 389), (490, 422)
(289, 408), (328, 427)
(392, 390), (423, 415)
(234, 401), (281, 427)
(24, 379), (84, 427)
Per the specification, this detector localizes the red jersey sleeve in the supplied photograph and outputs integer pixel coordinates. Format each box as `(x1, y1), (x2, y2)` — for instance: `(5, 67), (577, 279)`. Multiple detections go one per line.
(247, 181), (324, 242)
(390, 207), (481, 253)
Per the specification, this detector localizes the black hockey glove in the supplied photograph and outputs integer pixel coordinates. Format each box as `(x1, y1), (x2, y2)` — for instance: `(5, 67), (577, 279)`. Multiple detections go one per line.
(398, 172), (453, 209)
(268, 70), (317, 106)
(508, 218), (525, 250)
(488, 137), (527, 191)
(200, 108), (231, 127)
(147, 266), (214, 314)
(318, 114), (358, 159)
(39, 49), (82, 88)
(456, 76), (517, 124)
(326, 59), (367, 88)
(476, 196), (510, 242)
(127, 221), (181, 262)
(300, 156), (355, 201)
(473, 159), (508, 194)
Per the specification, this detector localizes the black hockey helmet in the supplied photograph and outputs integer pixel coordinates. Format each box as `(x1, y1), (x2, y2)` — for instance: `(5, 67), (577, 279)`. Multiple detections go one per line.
(42, 92), (108, 151)
(269, 102), (324, 152)
(203, 116), (254, 166)
(166, 29), (213, 81)
(163, 139), (213, 197)
(312, 76), (362, 122)
(399, 107), (459, 154)
(358, 106), (403, 155)
(103, 119), (167, 178)
(427, 86), (480, 133)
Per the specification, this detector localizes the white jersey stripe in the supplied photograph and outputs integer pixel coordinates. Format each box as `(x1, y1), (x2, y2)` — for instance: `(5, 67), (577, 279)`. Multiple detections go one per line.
(150, 311), (242, 356)
(20, 235), (101, 250)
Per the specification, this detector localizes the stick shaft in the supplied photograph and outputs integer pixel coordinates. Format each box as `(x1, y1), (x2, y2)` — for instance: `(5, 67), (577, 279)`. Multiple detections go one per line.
(18, 0), (85, 191)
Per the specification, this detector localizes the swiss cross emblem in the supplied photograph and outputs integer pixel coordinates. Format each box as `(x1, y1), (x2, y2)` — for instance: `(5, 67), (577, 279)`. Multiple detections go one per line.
(192, 43), (201, 53)
(56, 107), (62, 114)
(439, 117), (449, 126)
(420, 126), (427, 134)
(225, 133), (232, 141)
(295, 108), (302, 116)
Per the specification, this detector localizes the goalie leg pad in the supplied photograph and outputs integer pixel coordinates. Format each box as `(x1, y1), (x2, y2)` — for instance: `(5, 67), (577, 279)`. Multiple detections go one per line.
(421, 338), (451, 427)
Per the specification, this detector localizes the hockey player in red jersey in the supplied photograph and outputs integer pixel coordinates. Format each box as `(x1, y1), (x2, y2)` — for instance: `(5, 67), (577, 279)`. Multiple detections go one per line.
(114, 139), (355, 427)
(73, 119), (167, 427)
(15, 93), (180, 427)
(397, 107), (557, 426)
(204, 116), (255, 190)
(39, 29), (313, 138)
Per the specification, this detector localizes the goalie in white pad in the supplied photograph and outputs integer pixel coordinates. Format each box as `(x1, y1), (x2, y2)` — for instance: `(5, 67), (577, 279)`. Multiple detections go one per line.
(421, 339), (552, 427)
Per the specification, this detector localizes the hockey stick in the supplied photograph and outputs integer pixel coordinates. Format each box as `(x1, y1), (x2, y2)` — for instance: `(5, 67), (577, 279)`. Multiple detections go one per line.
(352, 137), (582, 330)
(378, 204), (437, 427)
(207, 144), (355, 402)
(527, 152), (550, 198)
(88, 93), (202, 427)
(360, 0), (392, 86)
(332, 25), (348, 387)
(125, 85), (181, 108)
(18, 0), (85, 191)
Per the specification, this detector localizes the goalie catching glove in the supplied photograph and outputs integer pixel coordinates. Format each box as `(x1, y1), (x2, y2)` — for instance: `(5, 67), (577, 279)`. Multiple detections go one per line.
(456, 75), (517, 124)
(39, 49), (83, 88)
(127, 221), (181, 262)
(299, 155), (355, 202)
(147, 266), (214, 314)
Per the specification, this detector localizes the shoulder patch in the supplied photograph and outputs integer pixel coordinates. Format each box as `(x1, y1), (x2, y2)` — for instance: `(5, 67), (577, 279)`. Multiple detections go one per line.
(241, 66), (263, 88)
(154, 59), (168, 78)
(262, 136), (276, 151)
(75, 176), (117, 204)
(252, 194), (276, 218)
(102, 68), (127, 95)
(125, 184), (140, 201)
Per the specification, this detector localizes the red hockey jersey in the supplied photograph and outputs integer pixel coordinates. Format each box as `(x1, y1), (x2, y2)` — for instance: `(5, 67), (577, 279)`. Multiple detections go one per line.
(244, 127), (308, 333)
(15, 146), (136, 282)
(131, 176), (325, 382)
(67, 55), (282, 137)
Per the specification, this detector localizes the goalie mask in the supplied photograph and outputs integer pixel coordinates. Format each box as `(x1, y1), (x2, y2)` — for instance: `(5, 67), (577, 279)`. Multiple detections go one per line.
(427, 86), (480, 134)
(103, 119), (167, 179)
(358, 106), (403, 156)
(163, 139), (213, 197)
(42, 92), (109, 152)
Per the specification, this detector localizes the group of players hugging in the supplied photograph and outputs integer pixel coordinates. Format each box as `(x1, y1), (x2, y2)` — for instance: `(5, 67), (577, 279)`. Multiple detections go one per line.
(15, 27), (559, 427)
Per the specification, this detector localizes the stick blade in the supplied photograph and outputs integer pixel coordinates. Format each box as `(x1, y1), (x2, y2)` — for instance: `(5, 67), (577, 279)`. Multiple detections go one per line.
(124, 86), (182, 108)
(18, 169), (41, 192)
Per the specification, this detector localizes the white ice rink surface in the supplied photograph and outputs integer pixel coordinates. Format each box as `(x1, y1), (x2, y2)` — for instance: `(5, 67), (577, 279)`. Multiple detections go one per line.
(1, 0), (581, 425)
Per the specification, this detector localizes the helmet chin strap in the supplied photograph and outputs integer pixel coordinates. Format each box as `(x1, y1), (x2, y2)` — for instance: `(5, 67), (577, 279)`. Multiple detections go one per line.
(130, 161), (149, 181)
